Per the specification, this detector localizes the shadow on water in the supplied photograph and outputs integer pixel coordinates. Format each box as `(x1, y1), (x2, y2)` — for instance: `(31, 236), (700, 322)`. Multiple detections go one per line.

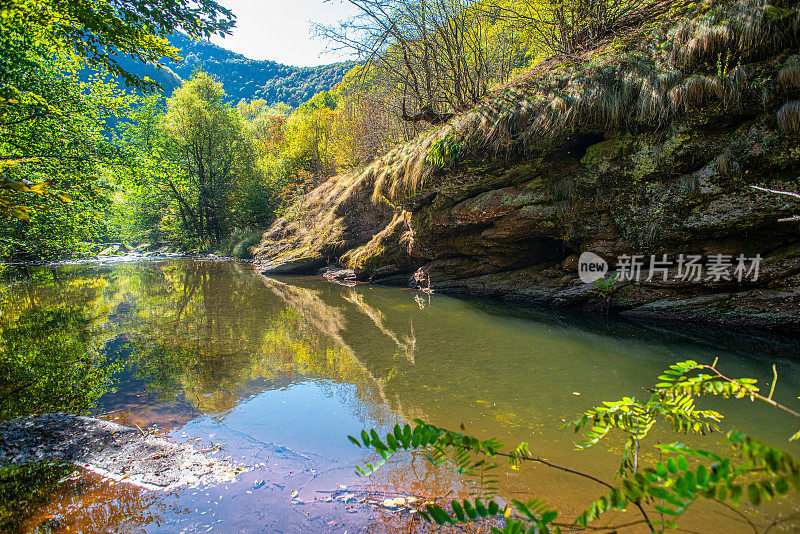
(1, 259), (799, 533)
(463, 296), (800, 362)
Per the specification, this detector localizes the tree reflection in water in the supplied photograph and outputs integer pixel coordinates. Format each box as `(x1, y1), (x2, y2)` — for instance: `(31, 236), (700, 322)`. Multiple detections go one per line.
(18, 472), (182, 533)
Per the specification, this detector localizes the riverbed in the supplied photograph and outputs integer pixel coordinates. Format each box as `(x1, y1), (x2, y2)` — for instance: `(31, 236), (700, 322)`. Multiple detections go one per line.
(2, 259), (799, 533)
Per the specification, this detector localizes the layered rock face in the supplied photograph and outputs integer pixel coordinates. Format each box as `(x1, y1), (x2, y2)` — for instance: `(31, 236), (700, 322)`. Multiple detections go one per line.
(255, 0), (800, 333)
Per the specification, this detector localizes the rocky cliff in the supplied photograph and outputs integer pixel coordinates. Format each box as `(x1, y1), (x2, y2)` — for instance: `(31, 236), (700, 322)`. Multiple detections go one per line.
(254, 0), (800, 334)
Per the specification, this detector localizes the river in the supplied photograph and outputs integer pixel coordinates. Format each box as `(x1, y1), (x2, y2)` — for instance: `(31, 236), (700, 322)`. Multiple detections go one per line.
(2, 259), (799, 533)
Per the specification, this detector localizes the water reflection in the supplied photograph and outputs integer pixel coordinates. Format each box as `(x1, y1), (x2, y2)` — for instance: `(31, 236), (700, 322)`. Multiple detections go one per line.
(19, 472), (182, 533)
(0, 271), (118, 423)
(1, 259), (799, 533)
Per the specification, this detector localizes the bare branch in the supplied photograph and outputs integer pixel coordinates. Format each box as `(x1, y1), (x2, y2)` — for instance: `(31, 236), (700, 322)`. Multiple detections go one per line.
(750, 184), (800, 200)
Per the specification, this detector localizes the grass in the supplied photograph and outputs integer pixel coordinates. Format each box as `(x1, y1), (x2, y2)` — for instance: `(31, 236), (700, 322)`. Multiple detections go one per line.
(777, 100), (800, 133)
(232, 231), (263, 259)
(341, 210), (409, 270)
(252, 170), (379, 266)
(779, 55), (800, 87)
(364, 0), (800, 203)
(716, 151), (741, 177)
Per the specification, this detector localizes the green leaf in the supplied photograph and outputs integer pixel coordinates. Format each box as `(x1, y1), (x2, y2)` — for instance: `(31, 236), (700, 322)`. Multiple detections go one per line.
(464, 500), (478, 520)
(747, 483), (761, 506)
(775, 477), (790, 496)
(654, 504), (680, 516)
(469, 498), (485, 517)
(649, 488), (685, 507)
(512, 499), (536, 520)
(760, 481), (775, 501)
(676, 455), (688, 471)
(730, 485), (743, 505)
(696, 465), (709, 486)
(452, 500), (466, 522)
(667, 458), (679, 474)
(656, 462), (668, 478)
(427, 505), (452, 525)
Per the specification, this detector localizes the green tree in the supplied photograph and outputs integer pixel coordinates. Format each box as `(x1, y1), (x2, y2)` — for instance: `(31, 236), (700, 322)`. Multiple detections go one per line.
(114, 82), (284, 250)
(282, 90), (339, 181)
(160, 72), (264, 245)
(0, 0), (235, 257)
(0, 51), (128, 258)
(113, 93), (186, 245)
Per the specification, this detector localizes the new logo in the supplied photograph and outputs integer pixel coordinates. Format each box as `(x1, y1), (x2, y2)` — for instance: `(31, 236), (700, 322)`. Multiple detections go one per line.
(578, 252), (608, 284)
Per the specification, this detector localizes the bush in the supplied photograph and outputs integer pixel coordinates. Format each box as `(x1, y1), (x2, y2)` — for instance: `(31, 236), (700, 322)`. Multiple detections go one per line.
(232, 231), (263, 259)
(217, 227), (263, 259)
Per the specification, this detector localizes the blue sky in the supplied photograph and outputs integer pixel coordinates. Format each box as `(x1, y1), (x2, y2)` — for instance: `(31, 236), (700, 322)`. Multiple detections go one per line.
(209, 0), (360, 67)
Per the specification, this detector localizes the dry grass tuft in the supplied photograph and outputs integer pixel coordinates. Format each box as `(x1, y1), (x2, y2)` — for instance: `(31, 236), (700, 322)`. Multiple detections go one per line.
(777, 100), (800, 132)
(341, 210), (410, 270)
(681, 25), (735, 70)
(717, 152), (741, 177)
(723, 65), (749, 108)
(682, 75), (716, 106)
(779, 56), (800, 87)
(675, 173), (699, 196)
(398, 210), (415, 254)
(552, 176), (578, 201)
(666, 0), (800, 72)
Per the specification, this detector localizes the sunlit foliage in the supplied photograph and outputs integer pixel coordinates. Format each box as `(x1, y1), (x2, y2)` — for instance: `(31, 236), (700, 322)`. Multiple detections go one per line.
(0, 0), (234, 259)
(351, 360), (800, 532)
(114, 73), (280, 250)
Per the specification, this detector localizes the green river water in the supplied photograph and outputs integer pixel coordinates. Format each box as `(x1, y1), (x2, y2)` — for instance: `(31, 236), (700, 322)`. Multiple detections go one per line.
(1, 259), (799, 533)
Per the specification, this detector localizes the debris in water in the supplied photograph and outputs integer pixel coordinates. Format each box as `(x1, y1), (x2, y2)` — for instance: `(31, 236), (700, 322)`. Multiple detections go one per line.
(0, 413), (245, 490)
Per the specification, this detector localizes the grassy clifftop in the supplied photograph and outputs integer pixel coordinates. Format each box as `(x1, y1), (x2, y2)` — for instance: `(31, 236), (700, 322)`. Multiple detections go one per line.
(362, 0), (800, 202)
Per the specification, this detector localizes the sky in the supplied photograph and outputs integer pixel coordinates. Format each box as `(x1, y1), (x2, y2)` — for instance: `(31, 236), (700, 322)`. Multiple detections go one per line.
(209, 0), (360, 67)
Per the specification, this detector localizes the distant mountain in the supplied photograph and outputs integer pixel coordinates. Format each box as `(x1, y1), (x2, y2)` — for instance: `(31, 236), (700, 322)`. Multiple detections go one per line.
(116, 33), (357, 106)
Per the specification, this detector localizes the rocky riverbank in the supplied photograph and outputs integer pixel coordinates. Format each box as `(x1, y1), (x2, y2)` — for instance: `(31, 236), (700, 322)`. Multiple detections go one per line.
(254, 0), (800, 335)
(0, 413), (245, 491)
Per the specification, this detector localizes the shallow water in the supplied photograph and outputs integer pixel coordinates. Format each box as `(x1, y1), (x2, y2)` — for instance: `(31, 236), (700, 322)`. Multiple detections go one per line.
(2, 259), (800, 533)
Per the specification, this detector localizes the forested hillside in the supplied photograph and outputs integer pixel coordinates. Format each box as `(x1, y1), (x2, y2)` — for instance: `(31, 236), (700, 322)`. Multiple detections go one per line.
(123, 33), (357, 105)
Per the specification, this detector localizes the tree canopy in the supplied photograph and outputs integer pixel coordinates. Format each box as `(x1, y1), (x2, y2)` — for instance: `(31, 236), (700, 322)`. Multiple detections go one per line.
(0, 0), (235, 258)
